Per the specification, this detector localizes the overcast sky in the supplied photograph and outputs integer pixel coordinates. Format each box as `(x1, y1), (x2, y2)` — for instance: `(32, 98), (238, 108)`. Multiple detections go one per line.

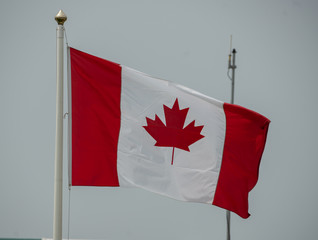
(0, 0), (318, 240)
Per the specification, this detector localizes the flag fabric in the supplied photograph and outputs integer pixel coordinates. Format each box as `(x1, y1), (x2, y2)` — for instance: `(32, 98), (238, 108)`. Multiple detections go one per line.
(69, 47), (270, 219)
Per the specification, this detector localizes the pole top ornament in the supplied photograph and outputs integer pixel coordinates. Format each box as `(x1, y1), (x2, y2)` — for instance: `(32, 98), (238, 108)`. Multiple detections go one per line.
(55, 10), (67, 25)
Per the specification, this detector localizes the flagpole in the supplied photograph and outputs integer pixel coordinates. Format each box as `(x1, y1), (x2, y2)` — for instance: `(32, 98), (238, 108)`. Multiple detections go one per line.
(54, 10), (67, 240)
(226, 48), (237, 240)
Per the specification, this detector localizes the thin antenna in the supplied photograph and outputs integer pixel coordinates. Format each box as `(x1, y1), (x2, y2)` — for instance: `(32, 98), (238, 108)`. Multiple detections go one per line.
(227, 35), (237, 104)
(229, 48), (237, 104)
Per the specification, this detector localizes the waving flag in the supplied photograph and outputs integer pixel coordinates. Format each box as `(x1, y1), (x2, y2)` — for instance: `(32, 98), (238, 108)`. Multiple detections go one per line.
(69, 47), (270, 218)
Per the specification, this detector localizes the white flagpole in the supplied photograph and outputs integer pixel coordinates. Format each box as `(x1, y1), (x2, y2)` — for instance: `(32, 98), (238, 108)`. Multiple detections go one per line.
(54, 10), (67, 240)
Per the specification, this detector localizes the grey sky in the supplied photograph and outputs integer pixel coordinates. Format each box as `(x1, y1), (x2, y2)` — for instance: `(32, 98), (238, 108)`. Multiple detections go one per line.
(0, 0), (317, 239)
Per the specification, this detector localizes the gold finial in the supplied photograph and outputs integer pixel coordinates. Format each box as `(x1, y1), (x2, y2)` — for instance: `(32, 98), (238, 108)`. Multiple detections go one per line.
(55, 10), (67, 25)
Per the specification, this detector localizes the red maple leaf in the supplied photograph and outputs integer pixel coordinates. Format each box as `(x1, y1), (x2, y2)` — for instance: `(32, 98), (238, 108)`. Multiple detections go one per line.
(143, 98), (204, 165)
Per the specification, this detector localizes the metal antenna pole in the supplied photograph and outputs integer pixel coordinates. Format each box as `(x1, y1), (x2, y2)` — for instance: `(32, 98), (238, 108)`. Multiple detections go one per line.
(230, 49), (237, 104)
(226, 47), (237, 240)
(54, 10), (67, 240)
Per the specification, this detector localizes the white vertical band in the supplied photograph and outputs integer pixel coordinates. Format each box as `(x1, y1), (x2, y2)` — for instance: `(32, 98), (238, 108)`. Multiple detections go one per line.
(67, 46), (72, 188)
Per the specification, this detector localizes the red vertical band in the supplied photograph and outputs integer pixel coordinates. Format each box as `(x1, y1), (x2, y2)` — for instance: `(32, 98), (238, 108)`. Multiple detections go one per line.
(213, 103), (270, 218)
(70, 48), (121, 186)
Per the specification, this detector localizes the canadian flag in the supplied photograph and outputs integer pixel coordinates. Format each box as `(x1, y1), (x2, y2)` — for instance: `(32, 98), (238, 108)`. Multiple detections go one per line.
(69, 47), (270, 218)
